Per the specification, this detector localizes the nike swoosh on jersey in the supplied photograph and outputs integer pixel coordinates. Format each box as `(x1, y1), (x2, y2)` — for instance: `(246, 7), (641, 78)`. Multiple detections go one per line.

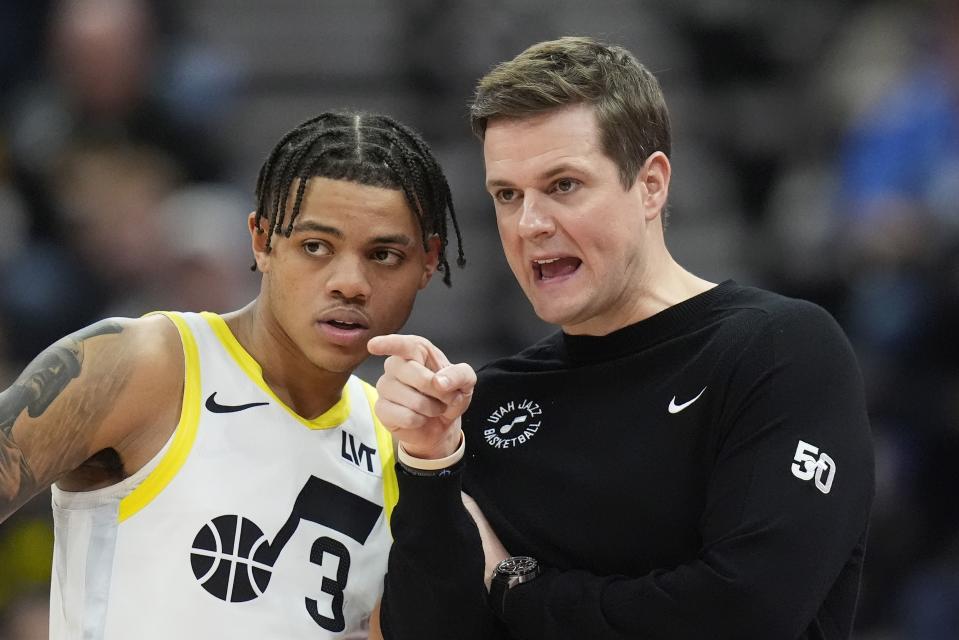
(205, 392), (270, 414)
(668, 386), (707, 414)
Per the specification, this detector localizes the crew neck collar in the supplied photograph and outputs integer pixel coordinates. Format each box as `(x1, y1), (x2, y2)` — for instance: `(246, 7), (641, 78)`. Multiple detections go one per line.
(561, 280), (736, 365)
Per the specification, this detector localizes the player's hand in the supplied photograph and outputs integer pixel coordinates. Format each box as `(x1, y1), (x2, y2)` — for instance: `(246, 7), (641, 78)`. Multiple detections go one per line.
(367, 334), (475, 460)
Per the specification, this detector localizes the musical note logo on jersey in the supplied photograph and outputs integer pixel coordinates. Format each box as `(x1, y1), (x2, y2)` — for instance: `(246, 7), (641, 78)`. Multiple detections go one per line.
(482, 398), (544, 449)
(189, 476), (381, 632)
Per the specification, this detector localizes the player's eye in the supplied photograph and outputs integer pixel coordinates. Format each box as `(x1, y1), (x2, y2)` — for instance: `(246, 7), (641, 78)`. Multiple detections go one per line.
(371, 248), (403, 266)
(303, 241), (331, 256)
(495, 188), (518, 204)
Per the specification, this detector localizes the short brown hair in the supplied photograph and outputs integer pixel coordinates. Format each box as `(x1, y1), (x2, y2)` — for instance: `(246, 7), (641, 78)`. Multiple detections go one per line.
(470, 36), (671, 189)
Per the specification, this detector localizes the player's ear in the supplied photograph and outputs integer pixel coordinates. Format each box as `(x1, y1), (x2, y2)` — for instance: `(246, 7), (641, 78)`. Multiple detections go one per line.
(249, 211), (271, 272)
(419, 235), (441, 289)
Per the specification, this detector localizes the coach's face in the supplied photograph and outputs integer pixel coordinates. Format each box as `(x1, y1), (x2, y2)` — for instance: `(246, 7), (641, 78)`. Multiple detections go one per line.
(483, 103), (670, 335)
(251, 178), (439, 374)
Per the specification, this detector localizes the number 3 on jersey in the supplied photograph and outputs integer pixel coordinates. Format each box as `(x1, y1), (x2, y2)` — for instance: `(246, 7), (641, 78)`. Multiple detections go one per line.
(791, 440), (836, 494)
(307, 537), (351, 632)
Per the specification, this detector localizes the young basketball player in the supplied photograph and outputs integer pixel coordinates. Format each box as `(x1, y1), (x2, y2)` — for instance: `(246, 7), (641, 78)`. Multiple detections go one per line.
(0, 111), (464, 639)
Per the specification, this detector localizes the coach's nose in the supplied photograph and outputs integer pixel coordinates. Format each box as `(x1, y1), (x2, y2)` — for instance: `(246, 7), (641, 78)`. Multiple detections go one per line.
(517, 191), (555, 241)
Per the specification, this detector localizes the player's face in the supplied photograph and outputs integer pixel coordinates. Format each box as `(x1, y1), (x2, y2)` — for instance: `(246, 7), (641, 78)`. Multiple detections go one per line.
(253, 178), (438, 373)
(483, 103), (669, 335)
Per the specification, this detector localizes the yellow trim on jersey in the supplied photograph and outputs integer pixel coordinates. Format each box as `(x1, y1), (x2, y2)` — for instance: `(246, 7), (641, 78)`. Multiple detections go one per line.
(200, 312), (349, 430)
(118, 312), (202, 522)
(363, 382), (398, 529)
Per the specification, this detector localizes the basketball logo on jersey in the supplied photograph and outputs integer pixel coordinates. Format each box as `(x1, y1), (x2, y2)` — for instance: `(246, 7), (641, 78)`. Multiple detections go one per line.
(482, 398), (543, 449)
(189, 476), (381, 632)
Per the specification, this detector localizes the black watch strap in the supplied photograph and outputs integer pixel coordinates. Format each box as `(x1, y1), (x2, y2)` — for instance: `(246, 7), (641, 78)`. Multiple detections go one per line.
(488, 556), (540, 619)
(488, 577), (509, 620)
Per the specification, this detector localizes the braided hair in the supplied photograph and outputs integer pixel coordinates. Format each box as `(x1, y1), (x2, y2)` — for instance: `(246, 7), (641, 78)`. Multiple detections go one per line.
(253, 111), (465, 285)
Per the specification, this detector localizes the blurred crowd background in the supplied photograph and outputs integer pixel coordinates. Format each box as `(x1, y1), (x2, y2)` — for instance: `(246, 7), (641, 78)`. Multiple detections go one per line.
(1, 0), (957, 638)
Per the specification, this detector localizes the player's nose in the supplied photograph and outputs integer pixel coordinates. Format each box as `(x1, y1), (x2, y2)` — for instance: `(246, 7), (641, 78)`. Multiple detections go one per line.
(326, 254), (371, 301)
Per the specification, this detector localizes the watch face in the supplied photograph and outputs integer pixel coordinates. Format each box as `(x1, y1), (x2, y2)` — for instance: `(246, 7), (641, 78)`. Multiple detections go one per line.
(498, 556), (537, 576)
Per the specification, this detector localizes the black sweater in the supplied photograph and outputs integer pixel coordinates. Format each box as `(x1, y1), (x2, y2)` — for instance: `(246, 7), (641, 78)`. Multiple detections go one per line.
(382, 281), (875, 639)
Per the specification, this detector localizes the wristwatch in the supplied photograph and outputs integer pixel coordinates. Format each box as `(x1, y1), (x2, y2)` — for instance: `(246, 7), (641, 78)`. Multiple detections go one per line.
(488, 556), (540, 619)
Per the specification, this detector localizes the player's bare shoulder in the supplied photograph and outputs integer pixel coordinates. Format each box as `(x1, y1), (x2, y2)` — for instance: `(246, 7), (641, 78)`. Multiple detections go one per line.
(59, 314), (187, 490)
(0, 315), (185, 516)
(104, 314), (186, 441)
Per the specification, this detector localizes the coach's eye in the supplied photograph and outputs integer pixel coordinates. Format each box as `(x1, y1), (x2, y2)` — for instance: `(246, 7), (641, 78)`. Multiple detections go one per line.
(552, 178), (580, 194)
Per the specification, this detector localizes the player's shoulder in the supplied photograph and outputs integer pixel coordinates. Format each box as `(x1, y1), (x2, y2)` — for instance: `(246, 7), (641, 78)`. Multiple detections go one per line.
(56, 314), (185, 389)
(94, 313), (183, 359)
(31, 315), (187, 448)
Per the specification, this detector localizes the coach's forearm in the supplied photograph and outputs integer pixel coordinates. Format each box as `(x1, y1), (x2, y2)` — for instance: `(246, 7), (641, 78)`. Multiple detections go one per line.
(381, 463), (505, 640)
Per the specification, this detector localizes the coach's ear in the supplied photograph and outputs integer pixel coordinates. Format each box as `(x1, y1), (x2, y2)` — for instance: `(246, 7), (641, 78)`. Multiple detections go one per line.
(638, 151), (671, 222)
(249, 212), (271, 273)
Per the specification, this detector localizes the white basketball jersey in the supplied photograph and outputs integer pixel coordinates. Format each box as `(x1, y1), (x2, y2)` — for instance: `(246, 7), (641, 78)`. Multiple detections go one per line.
(50, 311), (398, 639)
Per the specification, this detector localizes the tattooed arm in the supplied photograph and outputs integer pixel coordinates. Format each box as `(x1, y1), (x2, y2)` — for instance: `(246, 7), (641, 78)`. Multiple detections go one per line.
(0, 315), (184, 523)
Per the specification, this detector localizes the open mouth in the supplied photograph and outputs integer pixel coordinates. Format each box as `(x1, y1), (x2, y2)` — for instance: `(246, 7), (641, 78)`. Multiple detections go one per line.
(317, 315), (370, 346)
(317, 306), (371, 345)
(325, 319), (365, 331)
(326, 320), (366, 329)
(533, 257), (582, 281)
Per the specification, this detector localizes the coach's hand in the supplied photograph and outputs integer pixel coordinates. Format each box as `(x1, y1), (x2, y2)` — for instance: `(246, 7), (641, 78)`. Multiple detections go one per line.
(367, 334), (475, 460)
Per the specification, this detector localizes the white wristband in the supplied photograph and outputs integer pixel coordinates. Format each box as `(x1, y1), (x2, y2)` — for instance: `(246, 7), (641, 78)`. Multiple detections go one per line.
(397, 433), (466, 470)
